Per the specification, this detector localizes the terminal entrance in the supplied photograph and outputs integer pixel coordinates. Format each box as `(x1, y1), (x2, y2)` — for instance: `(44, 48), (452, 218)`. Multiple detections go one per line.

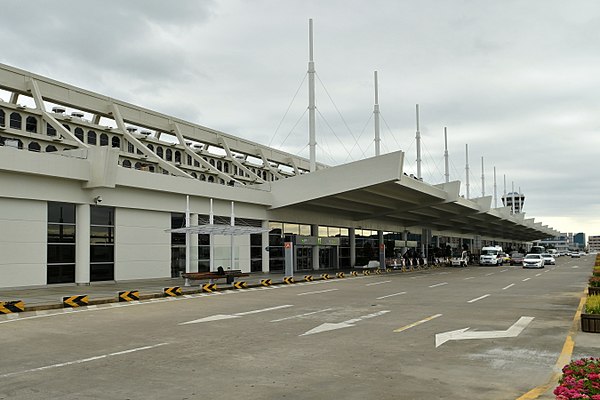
(293, 240), (339, 271)
(319, 246), (337, 269)
(296, 246), (312, 271)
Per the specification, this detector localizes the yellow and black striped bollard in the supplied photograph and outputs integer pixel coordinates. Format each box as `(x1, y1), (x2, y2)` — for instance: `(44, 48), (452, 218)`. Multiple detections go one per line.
(63, 295), (89, 308)
(118, 290), (139, 302)
(164, 287), (182, 297)
(0, 300), (25, 314)
(261, 279), (272, 287)
(202, 283), (217, 293)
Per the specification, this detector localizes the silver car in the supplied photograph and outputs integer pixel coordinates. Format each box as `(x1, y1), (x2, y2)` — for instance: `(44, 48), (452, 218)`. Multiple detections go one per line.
(523, 254), (544, 268)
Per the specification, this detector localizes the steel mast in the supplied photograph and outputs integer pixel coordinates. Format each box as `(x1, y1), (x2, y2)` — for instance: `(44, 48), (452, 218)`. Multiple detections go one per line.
(308, 19), (316, 172)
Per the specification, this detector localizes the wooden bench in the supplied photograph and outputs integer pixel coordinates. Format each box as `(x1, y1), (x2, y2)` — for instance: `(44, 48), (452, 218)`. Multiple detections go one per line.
(182, 270), (249, 286)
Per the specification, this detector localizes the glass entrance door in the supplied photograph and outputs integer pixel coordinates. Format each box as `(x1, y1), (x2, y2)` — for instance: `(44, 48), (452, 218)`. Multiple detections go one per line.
(319, 246), (338, 269)
(295, 246), (312, 271)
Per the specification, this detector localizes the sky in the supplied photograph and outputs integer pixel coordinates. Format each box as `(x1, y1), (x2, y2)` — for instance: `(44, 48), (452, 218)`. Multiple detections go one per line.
(1, 0), (599, 241)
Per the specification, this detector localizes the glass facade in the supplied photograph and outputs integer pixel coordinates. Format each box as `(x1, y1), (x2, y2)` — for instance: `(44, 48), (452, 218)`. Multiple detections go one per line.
(90, 206), (115, 281)
(47, 202), (76, 284)
(171, 213), (186, 278)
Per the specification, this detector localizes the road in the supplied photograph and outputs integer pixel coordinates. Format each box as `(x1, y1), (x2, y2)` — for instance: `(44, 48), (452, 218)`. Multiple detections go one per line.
(0, 256), (591, 399)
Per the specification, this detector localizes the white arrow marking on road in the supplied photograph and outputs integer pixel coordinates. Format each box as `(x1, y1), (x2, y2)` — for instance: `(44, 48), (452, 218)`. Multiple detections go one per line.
(179, 305), (294, 325)
(435, 316), (534, 348)
(300, 310), (391, 336)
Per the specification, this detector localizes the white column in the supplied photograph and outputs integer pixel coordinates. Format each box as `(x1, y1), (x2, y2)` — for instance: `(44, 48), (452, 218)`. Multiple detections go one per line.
(189, 213), (198, 273)
(312, 224), (319, 270)
(262, 220), (270, 272)
(349, 228), (356, 268)
(76, 203), (90, 285)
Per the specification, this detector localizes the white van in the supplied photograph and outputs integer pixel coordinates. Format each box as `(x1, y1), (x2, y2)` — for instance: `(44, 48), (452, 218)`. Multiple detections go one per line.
(479, 246), (503, 266)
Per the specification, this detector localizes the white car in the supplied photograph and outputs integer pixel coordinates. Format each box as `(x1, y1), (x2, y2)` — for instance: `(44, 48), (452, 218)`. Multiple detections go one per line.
(571, 252), (581, 258)
(451, 251), (469, 267)
(523, 254), (544, 268)
(541, 253), (556, 265)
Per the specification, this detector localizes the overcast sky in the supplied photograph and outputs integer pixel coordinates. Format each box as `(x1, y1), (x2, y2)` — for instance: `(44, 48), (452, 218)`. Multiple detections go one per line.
(2, 0), (599, 241)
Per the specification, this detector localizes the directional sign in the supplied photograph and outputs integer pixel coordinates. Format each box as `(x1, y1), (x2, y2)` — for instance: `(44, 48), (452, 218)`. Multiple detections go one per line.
(300, 310), (390, 336)
(435, 316), (534, 348)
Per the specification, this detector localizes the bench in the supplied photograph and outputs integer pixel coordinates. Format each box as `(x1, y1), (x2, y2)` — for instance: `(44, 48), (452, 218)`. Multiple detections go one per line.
(182, 270), (249, 286)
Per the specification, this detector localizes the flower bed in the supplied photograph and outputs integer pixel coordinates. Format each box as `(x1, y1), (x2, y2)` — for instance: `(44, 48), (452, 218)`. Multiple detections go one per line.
(554, 358), (600, 399)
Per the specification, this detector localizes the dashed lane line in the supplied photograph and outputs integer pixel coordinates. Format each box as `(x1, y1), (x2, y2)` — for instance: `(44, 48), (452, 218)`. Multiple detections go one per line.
(429, 282), (448, 288)
(366, 280), (392, 286)
(0, 342), (169, 378)
(377, 292), (407, 300)
(467, 294), (490, 303)
(297, 288), (339, 296)
(502, 283), (515, 290)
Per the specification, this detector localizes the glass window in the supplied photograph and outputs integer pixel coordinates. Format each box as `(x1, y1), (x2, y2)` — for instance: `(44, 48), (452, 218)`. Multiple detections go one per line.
(175, 151), (181, 163)
(46, 123), (56, 136)
(111, 136), (120, 148)
(48, 202), (76, 224)
(25, 116), (37, 133)
(90, 263), (114, 281)
(100, 133), (109, 146)
(28, 142), (41, 152)
(47, 244), (76, 264)
(9, 112), (21, 129)
(48, 224), (76, 243)
(0, 109), (4, 126)
(122, 159), (131, 168)
(166, 148), (172, 161)
(284, 223), (299, 235)
(156, 147), (163, 158)
(46, 145), (57, 152)
(91, 206), (114, 225)
(90, 245), (115, 262)
(75, 127), (84, 142)
(47, 264), (75, 284)
(91, 226), (114, 244)
(88, 130), (97, 145)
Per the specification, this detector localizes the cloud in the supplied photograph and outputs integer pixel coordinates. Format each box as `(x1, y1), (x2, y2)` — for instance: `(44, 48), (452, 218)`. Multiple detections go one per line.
(1, 0), (598, 238)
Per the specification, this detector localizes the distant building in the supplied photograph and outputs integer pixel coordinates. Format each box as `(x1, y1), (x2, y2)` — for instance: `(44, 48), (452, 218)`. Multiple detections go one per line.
(502, 192), (525, 214)
(539, 235), (570, 253)
(589, 236), (600, 253)
(574, 232), (586, 250)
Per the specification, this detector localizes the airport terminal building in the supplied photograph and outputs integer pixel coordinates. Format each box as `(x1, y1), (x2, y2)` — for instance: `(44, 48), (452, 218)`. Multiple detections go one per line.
(0, 63), (558, 289)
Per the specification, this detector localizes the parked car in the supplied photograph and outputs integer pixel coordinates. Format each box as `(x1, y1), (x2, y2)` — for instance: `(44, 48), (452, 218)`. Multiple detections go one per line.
(451, 250), (469, 267)
(523, 254), (544, 268)
(571, 252), (581, 258)
(500, 252), (511, 263)
(510, 252), (524, 265)
(541, 253), (556, 265)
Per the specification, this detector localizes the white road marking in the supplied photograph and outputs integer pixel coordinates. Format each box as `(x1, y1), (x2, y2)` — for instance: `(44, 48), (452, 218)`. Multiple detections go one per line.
(366, 280), (392, 286)
(467, 294), (490, 303)
(394, 314), (442, 333)
(464, 277), (475, 280)
(297, 288), (339, 296)
(377, 292), (407, 300)
(0, 343), (169, 378)
(179, 305), (294, 325)
(300, 310), (391, 336)
(502, 284), (515, 290)
(499, 269), (508, 273)
(429, 282), (448, 288)
(485, 273), (494, 276)
(535, 273), (542, 277)
(270, 308), (334, 322)
(522, 278), (531, 282)
(572, 266), (580, 269)
(435, 316), (534, 347)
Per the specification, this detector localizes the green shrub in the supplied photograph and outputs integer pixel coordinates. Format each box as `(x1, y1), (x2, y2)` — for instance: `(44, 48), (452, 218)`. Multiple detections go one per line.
(586, 295), (600, 314)
(590, 276), (600, 288)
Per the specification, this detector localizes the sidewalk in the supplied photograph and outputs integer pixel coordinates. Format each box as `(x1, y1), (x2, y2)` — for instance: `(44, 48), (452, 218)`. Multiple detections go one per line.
(0, 271), (289, 311)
